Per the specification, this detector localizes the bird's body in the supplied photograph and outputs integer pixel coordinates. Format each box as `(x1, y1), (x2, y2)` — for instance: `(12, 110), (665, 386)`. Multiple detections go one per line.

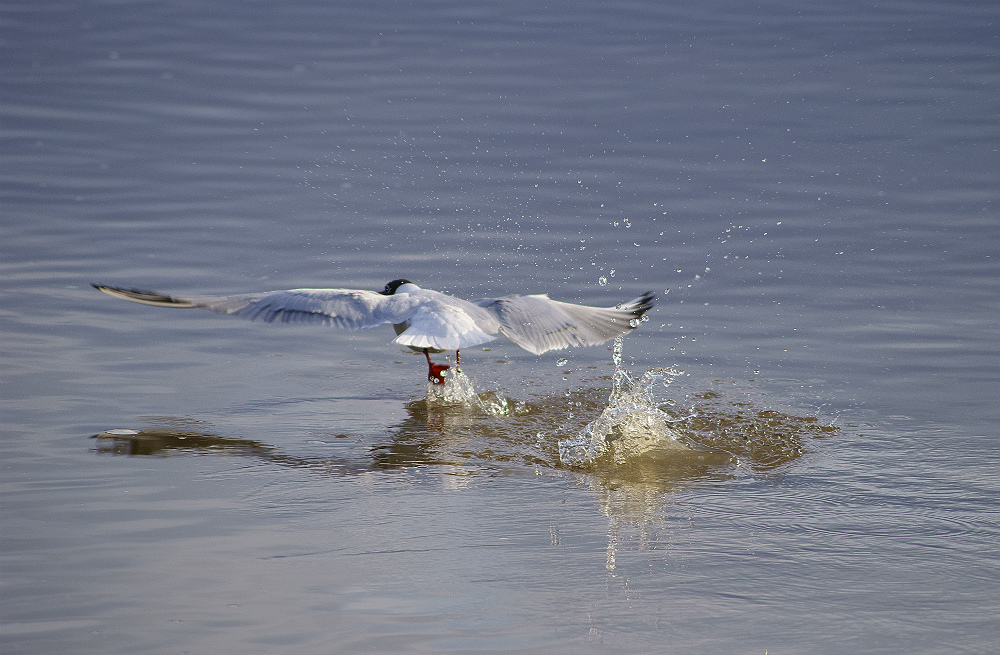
(93, 280), (655, 384)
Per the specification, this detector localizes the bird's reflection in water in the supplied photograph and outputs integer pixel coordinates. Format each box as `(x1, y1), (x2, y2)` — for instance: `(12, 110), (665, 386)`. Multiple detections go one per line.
(92, 385), (837, 568)
(91, 423), (377, 477)
(93, 426), (271, 458)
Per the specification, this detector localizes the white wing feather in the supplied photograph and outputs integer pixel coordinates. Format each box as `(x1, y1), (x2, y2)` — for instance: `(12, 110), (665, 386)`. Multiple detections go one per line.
(476, 292), (655, 355)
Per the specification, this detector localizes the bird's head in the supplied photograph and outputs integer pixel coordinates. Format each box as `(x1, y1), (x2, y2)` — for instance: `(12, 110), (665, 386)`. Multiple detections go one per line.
(381, 279), (413, 295)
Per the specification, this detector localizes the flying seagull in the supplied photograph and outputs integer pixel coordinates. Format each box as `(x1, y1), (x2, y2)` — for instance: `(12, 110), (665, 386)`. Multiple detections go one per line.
(92, 280), (655, 384)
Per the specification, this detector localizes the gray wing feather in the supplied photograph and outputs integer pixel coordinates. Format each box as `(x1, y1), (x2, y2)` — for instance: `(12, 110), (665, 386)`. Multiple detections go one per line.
(476, 292), (655, 355)
(92, 285), (408, 330)
(224, 289), (404, 329)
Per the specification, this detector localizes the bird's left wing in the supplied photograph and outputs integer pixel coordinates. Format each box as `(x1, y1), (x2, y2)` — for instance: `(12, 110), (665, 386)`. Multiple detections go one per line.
(92, 284), (410, 330)
(476, 291), (655, 355)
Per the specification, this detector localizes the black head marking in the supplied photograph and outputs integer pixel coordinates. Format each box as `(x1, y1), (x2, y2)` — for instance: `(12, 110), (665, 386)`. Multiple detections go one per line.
(381, 279), (413, 295)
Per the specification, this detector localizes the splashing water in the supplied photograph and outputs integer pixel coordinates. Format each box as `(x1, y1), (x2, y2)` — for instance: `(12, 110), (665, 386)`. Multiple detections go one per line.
(424, 367), (482, 407)
(415, 340), (833, 475)
(558, 338), (688, 467)
(421, 365), (531, 418)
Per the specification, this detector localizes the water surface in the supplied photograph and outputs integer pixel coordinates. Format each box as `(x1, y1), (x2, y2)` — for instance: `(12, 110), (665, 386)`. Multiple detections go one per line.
(2, 1), (997, 653)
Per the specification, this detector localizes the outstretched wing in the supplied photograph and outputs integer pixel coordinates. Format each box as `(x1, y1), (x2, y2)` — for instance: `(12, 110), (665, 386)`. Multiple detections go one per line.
(476, 291), (655, 355)
(92, 284), (410, 330)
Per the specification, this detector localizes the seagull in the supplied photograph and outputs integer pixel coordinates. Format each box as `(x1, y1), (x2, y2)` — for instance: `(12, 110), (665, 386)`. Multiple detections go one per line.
(92, 280), (655, 384)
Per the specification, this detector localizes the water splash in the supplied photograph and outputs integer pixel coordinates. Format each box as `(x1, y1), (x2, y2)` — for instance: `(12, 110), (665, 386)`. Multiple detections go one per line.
(558, 337), (689, 467)
(421, 367), (531, 418)
(423, 367), (481, 407)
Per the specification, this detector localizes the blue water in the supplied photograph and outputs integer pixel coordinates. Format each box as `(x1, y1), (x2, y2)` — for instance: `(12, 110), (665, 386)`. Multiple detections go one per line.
(2, 1), (997, 653)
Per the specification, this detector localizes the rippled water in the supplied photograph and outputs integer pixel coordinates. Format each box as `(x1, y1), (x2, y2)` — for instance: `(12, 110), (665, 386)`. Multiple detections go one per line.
(2, 1), (997, 653)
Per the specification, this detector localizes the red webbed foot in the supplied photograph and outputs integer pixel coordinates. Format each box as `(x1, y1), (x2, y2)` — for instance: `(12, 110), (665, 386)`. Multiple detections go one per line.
(424, 348), (451, 385)
(427, 362), (451, 384)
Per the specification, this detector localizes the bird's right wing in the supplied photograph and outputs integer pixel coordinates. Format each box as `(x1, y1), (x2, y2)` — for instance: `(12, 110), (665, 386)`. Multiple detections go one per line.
(92, 284), (411, 331)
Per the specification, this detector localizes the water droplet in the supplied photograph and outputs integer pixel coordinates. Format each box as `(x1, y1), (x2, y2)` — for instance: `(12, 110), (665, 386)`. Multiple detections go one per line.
(556, 358), (568, 367)
(598, 276), (608, 286)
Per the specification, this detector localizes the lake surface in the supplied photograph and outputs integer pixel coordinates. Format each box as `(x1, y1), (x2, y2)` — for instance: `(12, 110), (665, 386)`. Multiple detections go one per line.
(2, 1), (997, 653)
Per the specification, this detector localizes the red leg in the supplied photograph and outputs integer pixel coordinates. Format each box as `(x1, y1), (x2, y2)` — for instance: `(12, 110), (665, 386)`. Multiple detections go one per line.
(424, 348), (450, 384)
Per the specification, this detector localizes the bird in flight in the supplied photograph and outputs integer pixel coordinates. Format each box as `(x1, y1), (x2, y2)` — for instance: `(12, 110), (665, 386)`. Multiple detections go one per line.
(93, 280), (655, 384)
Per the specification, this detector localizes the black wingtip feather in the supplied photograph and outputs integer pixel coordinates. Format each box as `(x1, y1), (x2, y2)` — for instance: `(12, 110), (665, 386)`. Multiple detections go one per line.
(623, 291), (656, 317)
(92, 284), (195, 307)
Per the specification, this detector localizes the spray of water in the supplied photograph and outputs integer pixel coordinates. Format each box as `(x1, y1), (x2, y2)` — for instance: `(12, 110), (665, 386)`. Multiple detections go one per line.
(415, 340), (832, 476)
(423, 367), (482, 407)
(558, 337), (689, 467)
(422, 364), (532, 418)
